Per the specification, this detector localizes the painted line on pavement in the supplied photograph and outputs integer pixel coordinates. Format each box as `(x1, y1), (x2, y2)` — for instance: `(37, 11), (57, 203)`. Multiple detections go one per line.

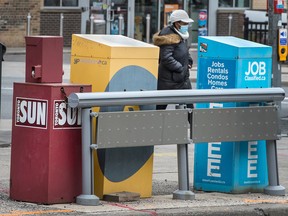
(108, 203), (157, 216)
(244, 199), (288, 204)
(0, 209), (74, 216)
(154, 152), (177, 157)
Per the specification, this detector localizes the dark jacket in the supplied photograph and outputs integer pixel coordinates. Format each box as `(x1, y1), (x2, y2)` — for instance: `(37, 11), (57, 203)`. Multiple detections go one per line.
(153, 25), (192, 90)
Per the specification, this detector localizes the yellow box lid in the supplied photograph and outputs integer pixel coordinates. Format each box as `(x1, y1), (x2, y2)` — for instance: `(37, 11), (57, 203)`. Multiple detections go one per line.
(71, 34), (159, 59)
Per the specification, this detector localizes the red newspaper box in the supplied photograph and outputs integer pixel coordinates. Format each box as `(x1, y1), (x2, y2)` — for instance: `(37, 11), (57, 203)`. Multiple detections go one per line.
(25, 36), (63, 83)
(10, 82), (91, 204)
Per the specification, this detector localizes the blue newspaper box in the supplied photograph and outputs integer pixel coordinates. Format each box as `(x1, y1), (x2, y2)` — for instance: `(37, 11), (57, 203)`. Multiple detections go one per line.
(194, 36), (272, 193)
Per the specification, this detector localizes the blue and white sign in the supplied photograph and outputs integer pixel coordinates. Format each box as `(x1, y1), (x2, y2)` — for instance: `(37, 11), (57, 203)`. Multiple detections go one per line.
(197, 59), (235, 89)
(194, 140), (268, 192)
(238, 59), (271, 88)
(279, 28), (287, 46)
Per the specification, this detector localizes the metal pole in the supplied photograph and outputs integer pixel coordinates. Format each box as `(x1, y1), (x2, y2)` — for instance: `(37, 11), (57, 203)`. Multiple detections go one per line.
(118, 14), (123, 35)
(228, 14), (232, 36)
(173, 104), (195, 200)
(208, 0), (218, 36)
(268, 0), (282, 87)
(127, 0), (135, 38)
(0, 45), (2, 118)
(268, 0), (283, 142)
(76, 108), (100, 206)
(157, 0), (161, 32)
(68, 88), (285, 108)
(90, 15), (94, 34)
(60, 13), (64, 36)
(146, 14), (151, 43)
(183, 0), (188, 11)
(264, 140), (285, 195)
(27, 13), (31, 36)
(106, 0), (111, 34)
(254, 2), (286, 194)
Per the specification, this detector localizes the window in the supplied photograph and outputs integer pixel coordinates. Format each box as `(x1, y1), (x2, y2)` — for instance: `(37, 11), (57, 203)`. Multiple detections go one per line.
(44, 0), (78, 7)
(219, 0), (250, 8)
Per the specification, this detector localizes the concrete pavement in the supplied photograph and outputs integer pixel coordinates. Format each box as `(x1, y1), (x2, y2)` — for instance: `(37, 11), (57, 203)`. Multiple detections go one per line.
(0, 48), (288, 215)
(0, 119), (11, 147)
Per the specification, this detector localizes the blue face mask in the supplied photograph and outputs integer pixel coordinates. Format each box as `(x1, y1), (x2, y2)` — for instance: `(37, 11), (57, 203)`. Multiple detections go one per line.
(179, 25), (189, 34)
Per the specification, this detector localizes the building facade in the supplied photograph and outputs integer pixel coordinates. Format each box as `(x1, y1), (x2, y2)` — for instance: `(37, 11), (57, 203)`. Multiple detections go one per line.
(0, 0), (277, 47)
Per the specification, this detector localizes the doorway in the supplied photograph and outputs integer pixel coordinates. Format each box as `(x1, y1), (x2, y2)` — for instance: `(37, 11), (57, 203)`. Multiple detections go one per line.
(89, 0), (129, 35)
(89, 0), (158, 42)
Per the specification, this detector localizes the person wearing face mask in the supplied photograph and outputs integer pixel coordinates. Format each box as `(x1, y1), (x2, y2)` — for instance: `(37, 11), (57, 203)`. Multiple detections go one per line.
(153, 9), (194, 110)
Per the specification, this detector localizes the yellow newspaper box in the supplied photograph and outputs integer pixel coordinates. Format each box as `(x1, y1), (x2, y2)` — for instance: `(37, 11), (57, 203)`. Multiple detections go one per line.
(70, 34), (159, 198)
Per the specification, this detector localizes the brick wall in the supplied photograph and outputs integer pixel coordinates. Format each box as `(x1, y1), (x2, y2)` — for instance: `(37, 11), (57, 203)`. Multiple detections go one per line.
(0, 0), (42, 47)
(0, 0), (81, 47)
(252, 0), (287, 10)
(40, 9), (82, 47)
(252, 0), (267, 10)
(217, 10), (245, 39)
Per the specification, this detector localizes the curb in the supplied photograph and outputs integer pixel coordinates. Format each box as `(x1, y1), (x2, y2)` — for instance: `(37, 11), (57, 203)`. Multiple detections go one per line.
(151, 204), (288, 216)
(73, 204), (288, 216)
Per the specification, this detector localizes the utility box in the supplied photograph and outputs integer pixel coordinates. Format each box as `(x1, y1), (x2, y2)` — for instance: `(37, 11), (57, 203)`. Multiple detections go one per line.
(70, 34), (159, 198)
(10, 83), (91, 204)
(25, 36), (63, 83)
(194, 36), (272, 193)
